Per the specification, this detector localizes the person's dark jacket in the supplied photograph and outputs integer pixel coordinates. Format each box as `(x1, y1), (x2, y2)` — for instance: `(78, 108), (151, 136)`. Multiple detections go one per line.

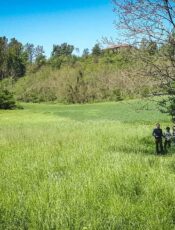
(152, 128), (163, 139)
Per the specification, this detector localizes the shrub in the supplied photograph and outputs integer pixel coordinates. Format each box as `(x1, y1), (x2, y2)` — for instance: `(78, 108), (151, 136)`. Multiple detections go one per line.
(0, 89), (16, 109)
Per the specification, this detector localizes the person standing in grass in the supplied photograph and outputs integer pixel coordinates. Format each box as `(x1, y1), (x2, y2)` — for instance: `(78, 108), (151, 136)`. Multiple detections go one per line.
(152, 123), (164, 154)
(164, 127), (172, 152)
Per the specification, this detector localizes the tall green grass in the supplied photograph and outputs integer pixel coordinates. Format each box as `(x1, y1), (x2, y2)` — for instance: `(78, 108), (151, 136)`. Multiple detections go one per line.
(1, 100), (175, 229)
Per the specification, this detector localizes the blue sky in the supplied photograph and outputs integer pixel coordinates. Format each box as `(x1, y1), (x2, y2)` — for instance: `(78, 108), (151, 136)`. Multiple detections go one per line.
(0, 0), (117, 56)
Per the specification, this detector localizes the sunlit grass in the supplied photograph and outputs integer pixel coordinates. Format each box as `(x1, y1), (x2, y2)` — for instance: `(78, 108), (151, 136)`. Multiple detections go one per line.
(1, 100), (175, 229)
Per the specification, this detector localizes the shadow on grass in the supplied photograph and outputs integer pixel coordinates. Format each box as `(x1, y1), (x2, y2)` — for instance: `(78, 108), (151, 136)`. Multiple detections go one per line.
(108, 136), (154, 156)
(48, 101), (168, 123)
(108, 145), (153, 155)
(108, 137), (175, 160)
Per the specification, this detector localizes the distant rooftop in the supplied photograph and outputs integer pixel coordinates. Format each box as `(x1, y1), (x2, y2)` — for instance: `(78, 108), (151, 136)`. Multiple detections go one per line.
(105, 44), (132, 49)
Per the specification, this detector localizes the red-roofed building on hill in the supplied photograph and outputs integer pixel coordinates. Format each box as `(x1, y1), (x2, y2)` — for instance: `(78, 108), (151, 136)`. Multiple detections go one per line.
(104, 44), (133, 53)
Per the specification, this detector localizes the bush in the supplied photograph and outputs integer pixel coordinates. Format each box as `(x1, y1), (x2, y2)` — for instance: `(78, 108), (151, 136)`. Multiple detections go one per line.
(0, 89), (16, 109)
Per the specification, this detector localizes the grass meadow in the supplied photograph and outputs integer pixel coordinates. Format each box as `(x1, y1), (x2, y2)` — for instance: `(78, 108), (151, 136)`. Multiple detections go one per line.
(1, 99), (175, 229)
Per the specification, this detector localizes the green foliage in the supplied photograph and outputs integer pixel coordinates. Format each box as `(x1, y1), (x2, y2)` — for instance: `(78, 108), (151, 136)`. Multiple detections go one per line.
(0, 37), (8, 79)
(24, 43), (35, 63)
(24, 43), (45, 64)
(7, 38), (27, 78)
(64, 70), (88, 103)
(140, 39), (158, 55)
(49, 56), (62, 69)
(14, 67), (58, 102)
(52, 43), (74, 57)
(49, 54), (78, 70)
(158, 96), (175, 122)
(82, 48), (89, 58)
(92, 43), (102, 56)
(112, 88), (123, 101)
(0, 88), (16, 109)
(35, 54), (46, 68)
(14, 56), (154, 104)
(0, 36), (160, 104)
(0, 37), (28, 79)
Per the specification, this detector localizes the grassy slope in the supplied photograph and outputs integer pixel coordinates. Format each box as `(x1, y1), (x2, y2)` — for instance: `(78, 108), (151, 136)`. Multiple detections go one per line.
(1, 100), (175, 229)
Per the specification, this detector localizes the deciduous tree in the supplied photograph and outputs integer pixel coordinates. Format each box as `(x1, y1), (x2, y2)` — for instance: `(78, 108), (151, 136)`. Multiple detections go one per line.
(113, 0), (175, 114)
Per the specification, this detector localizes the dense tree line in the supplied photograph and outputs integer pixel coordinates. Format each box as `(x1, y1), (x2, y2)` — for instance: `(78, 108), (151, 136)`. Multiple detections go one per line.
(0, 36), (115, 81)
(0, 35), (170, 105)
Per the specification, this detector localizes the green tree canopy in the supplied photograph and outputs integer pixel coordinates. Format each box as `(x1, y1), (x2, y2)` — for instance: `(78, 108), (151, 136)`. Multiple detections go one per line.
(52, 43), (74, 57)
